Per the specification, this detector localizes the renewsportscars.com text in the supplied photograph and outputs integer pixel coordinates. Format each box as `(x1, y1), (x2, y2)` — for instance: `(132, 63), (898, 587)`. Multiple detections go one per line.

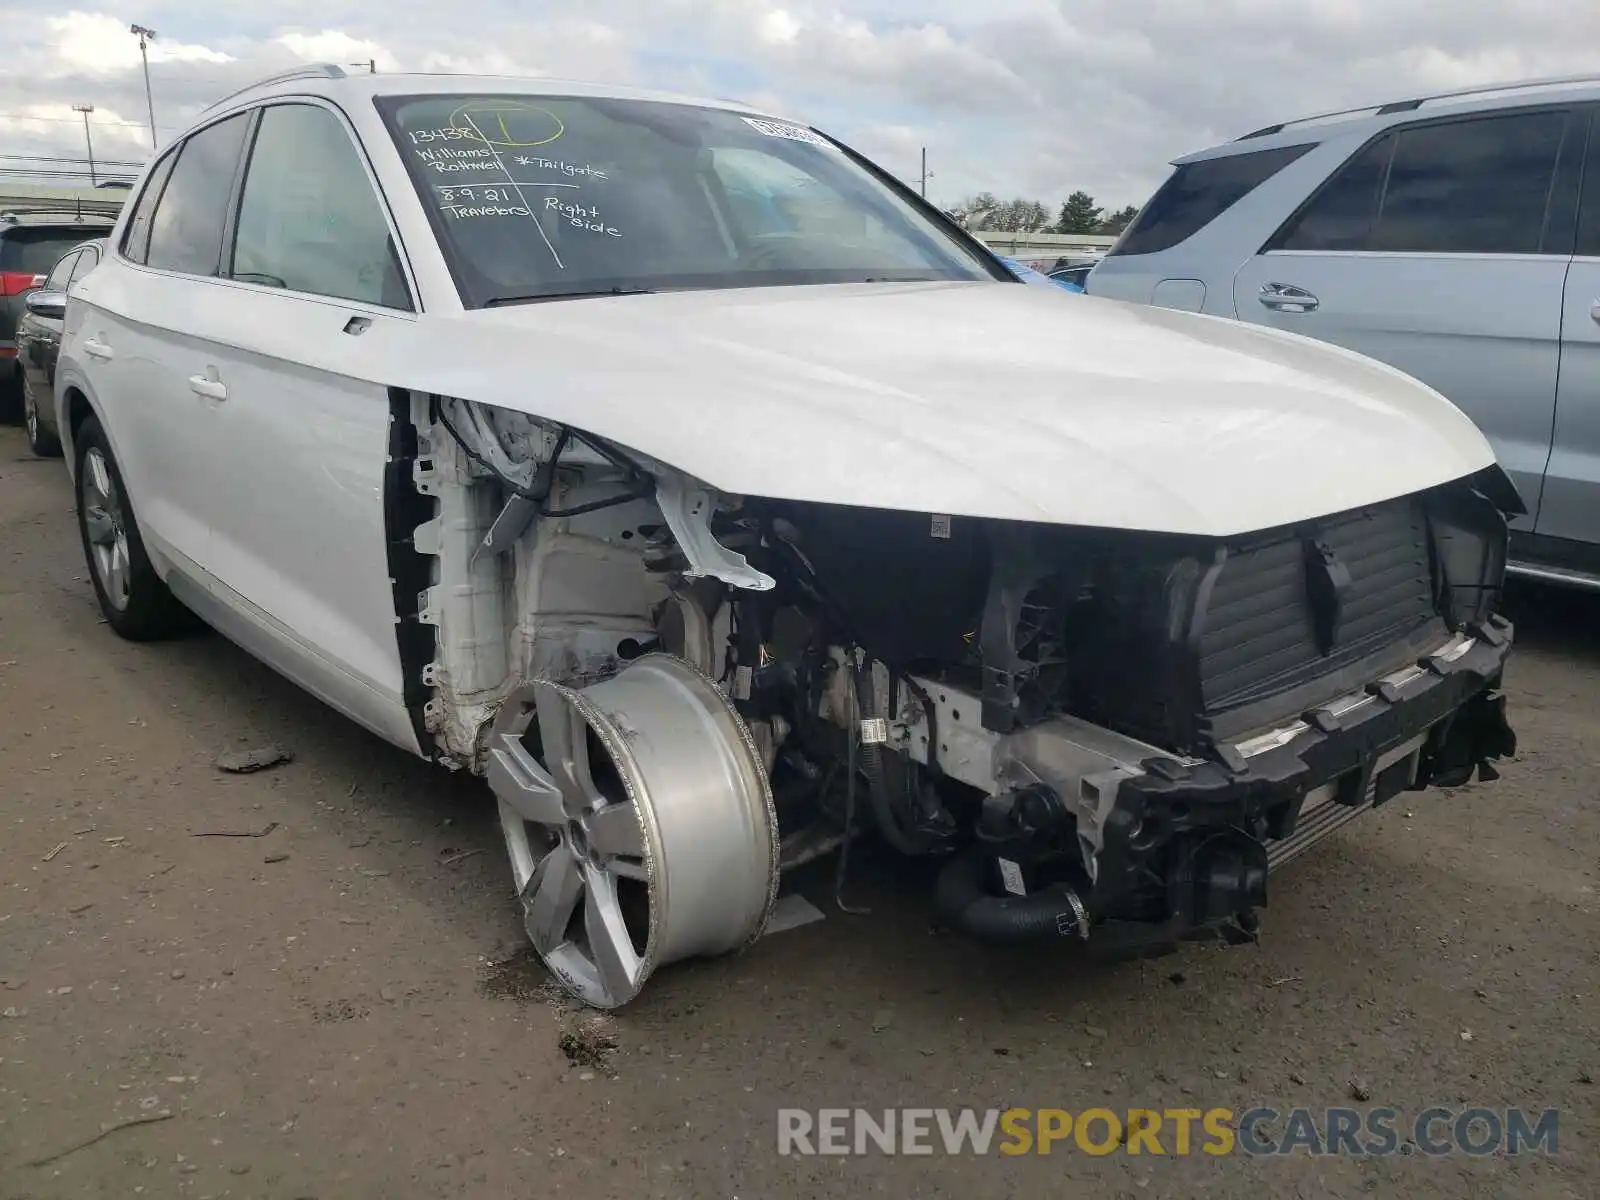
(776, 1106), (1560, 1157)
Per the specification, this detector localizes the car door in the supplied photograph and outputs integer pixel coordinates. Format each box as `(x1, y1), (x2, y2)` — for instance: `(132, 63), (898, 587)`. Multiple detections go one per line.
(176, 98), (420, 742)
(18, 248), (79, 396)
(73, 111), (253, 575)
(1232, 105), (1587, 530)
(1539, 119), (1600, 550)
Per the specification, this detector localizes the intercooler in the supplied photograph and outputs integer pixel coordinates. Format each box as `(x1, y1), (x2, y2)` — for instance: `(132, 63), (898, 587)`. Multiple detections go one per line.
(1199, 496), (1443, 734)
(1263, 732), (1428, 869)
(1070, 495), (1451, 752)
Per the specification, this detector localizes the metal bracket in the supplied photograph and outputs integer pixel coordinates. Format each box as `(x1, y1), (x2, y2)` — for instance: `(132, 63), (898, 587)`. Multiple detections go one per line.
(654, 475), (775, 592)
(471, 492), (541, 566)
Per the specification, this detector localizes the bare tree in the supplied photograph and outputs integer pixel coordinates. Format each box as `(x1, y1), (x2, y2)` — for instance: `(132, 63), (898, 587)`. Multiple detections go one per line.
(948, 191), (999, 229)
(984, 196), (1051, 233)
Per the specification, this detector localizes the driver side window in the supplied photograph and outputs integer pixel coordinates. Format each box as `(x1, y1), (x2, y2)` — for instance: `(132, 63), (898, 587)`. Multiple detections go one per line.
(230, 102), (411, 309)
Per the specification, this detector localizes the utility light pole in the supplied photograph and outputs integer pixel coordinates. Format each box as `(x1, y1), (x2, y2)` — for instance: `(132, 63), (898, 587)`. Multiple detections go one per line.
(72, 104), (97, 186)
(919, 146), (932, 199)
(350, 59), (376, 74)
(129, 23), (158, 148)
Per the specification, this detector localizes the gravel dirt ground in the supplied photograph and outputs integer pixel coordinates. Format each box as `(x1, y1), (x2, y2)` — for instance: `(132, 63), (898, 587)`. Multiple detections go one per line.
(1, 422), (1597, 1199)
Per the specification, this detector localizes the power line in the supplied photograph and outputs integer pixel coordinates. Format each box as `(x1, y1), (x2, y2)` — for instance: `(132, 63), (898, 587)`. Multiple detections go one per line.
(0, 152), (147, 167)
(0, 111), (182, 131)
(0, 168), (140, 182)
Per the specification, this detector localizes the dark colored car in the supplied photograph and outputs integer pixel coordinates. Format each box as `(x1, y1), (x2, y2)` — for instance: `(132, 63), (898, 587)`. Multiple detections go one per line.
(1048, 259), (1098, 290)
(15, 237), (105, 455)
(0, 211), (116, 420)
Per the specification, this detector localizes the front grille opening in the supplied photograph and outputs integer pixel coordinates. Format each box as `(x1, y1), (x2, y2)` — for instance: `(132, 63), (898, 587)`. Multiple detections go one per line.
(1199, 499), (1437, 715)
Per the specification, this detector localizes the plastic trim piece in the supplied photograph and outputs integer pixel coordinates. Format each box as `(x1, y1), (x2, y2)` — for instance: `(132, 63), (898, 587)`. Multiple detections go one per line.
(1095, 617), (1515, 925)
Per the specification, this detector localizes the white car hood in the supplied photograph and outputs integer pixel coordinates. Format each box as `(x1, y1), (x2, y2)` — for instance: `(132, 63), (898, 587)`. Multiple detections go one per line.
(397, 280), (1499, 538)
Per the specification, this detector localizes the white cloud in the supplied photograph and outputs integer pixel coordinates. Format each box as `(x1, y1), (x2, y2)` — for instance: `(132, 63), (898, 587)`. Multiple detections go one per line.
(0, 1), (1592, 209)
(275, 30), (398, 73)
(758, 9), (803, 45)
(47, 12), (233, 73)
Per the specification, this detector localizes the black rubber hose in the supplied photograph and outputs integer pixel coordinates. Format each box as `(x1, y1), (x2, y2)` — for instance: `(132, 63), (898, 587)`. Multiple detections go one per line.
(853, 662), (940, 856)
(935, 851), (1088, 941)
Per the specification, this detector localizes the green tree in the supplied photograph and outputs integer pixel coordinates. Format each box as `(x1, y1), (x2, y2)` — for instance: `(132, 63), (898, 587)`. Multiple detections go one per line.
(1055, 190), (1103, 234)
(1099, 204), (1140, 234)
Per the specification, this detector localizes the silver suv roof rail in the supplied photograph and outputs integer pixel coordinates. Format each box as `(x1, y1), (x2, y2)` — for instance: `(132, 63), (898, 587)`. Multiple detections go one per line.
(1236, 70), (1600, 140)
(0, 204), (118, 224)
(201, 62), (348, 114)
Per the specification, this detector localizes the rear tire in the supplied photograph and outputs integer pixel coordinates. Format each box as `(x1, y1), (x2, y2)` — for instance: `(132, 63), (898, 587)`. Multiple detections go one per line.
(0, 364), (21, 425)
(22, 371), (61, 457)
(74, 414), (194, 640)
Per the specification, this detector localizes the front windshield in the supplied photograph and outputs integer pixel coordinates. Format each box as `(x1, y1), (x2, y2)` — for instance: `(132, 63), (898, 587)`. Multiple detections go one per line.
(374, 93), (1003, 306)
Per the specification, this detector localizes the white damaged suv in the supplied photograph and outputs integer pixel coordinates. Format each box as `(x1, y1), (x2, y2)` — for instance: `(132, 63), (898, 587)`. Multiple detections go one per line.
(57, 65), (1518, 1008)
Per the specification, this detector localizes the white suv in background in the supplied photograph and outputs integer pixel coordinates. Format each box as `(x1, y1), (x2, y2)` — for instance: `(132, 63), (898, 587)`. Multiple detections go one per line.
(1089, 74), (1600, 589)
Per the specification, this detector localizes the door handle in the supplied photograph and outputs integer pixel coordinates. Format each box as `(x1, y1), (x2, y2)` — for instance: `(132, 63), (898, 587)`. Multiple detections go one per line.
(1258, 282), (1320, 313)
(81, 338), (114, 360)
(1589, 299), (1600, 325)
(188, 374), (227, 401)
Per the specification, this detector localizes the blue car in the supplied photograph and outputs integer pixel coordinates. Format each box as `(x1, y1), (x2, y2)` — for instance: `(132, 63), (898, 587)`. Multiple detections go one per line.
(996, 255), (1083, 293)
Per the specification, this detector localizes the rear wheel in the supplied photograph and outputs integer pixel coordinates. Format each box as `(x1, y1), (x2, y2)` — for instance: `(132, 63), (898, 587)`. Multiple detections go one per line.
(21, 371), (61, 457)
(74, 415), (194, 640)
(0, 364), (21, 424)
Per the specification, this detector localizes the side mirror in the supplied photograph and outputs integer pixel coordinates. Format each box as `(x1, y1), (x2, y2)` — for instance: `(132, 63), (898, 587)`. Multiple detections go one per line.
(24, 290), (66, 319)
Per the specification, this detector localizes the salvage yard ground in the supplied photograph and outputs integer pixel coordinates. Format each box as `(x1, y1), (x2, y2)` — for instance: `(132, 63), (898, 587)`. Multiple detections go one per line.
(1, 423), (1596, 1199)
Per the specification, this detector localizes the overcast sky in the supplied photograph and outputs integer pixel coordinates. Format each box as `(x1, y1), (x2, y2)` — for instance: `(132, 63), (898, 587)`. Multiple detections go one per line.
(3, 2), (1596, 210)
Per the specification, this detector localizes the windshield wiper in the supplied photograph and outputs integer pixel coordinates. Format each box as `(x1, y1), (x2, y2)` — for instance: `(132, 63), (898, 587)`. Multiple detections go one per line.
(482, 287), (657, 307)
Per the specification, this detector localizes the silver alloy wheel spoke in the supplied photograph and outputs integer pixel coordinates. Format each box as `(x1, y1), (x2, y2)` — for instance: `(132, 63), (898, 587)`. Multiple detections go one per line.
(522, 842), (584, 950)
(105, 538), (129, 605)
(486, 732), (567, 828)
(587, 801), (645, 859)
(582, 865), (643, 1000)
(608, 856), (650, 881)
(536, 689), (599, 808)
(84, 509), (115, 546)
(87, 449), (112, 504)
(82, 449), (130, 611)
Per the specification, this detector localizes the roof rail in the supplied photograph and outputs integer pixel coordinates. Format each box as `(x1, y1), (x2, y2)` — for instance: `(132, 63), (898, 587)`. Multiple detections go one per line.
(0, 204), (119, 223)
(202, 62), (348, 114)
(1234, 70), (1600, 140)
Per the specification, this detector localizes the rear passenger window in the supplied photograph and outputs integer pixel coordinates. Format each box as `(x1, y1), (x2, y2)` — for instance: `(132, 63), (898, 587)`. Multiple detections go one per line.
(1374, 112), (1567, 253)
(1108, 143), (1314, 257)
(1566, 117), (1600, 256)
(145, 113), (251, 276)
(1274, 111), (1572, 256)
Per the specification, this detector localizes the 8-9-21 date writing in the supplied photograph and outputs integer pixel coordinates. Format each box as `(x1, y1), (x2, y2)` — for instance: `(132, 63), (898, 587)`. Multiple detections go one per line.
(438, 187), (516, 204)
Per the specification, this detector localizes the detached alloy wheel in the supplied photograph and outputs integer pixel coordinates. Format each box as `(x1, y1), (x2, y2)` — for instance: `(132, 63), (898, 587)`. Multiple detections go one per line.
(21, 372), (61, 457)
(487, 654), (780, 1008)
(74, 415), (194, 640)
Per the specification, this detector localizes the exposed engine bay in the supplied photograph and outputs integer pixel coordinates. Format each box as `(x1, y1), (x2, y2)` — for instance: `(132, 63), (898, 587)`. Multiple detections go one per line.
(394, 392), (1519, 1008)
